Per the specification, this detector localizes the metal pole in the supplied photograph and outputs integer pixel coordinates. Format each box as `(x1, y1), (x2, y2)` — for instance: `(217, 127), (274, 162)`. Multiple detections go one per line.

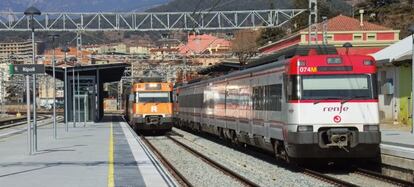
(26, 75), (32, 155)
(1, 72), (4, 117)
(77, 70), (80, 126)
(52, 46), (57, 139)
(72, 68), (76, 127)
(84, 83), (87, 127)
(64, 54), (68, 132)
(31, 27), (37, 152)
(411, 34), (414, 135)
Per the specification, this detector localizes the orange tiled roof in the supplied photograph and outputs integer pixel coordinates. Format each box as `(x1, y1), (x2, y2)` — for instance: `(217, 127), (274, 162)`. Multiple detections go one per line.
(303, 15), (392, 32)
(179, 34), (231, 54)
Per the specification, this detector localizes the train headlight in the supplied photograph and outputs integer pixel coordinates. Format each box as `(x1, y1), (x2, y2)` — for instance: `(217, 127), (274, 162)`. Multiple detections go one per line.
(363, 60), (374, 66)
(297, 125), (313, 132)
(297, 60), (306, 67)
(363, 125), (379, 131)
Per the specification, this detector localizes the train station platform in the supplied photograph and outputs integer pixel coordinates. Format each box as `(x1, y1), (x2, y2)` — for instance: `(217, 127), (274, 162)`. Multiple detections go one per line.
(381, 130), (414, 159)
(380, 130), (414, 180)
(0, 115), (176, 187)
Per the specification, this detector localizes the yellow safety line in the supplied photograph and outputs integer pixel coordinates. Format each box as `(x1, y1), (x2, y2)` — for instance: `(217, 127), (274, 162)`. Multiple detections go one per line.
(107, 122), (114, 187)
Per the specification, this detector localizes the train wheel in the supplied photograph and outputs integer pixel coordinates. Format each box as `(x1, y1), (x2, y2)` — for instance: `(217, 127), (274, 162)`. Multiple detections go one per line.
(273, 141), (282, 161)
(273, 141), (296, 164)
(218, 128), (225, 140)
(230, 131), (239, 145)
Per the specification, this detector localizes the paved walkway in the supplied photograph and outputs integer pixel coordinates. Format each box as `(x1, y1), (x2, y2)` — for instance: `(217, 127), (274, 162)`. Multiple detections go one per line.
(0, 116), (175, 187)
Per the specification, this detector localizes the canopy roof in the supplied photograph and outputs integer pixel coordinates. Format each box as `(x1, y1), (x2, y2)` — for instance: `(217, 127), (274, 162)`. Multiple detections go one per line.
(372, 36), (413, 64)
(45, 63), (128, 82)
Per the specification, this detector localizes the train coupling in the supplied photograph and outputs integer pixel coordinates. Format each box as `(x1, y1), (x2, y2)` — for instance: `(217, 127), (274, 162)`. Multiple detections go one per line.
(319, 128), (356, 151)
(145, 115), (161, 125)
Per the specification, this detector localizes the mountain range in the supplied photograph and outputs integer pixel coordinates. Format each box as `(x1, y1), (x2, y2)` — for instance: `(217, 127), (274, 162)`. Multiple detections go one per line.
(0, 0), (170, 12)
(149, 0), (352, 12)
(0, 0), (352, 12)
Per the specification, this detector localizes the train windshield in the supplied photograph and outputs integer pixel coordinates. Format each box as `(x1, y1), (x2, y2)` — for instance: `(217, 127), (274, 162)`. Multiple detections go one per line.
(135, 92), (171, 103)
(289, 74), (378, 100)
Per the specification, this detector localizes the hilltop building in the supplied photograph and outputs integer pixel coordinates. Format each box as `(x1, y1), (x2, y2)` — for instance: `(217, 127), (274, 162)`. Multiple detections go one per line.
(178, 33), (232, 66)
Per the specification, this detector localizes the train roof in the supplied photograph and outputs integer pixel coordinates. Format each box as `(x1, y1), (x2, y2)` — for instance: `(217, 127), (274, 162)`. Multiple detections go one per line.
(178, 49), (377, 89)
(197, 61), (242, 75)
(178, 45), (339, 89)
(134, 77), (165, 83)
(178, 58), (288, 89)
(246, 45), (338, 69)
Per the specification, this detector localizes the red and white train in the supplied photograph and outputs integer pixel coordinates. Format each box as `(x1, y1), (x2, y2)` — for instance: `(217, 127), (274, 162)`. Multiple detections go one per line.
(173, 47), (380, 162)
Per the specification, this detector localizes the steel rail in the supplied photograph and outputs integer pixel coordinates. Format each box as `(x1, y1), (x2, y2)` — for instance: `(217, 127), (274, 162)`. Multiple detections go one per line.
(355, 168), (414, 187)
(0, 115), (48, 130)
(141, 136), (193, 187)
(301, 168), (358, 187)
(167, 135), (260, 187)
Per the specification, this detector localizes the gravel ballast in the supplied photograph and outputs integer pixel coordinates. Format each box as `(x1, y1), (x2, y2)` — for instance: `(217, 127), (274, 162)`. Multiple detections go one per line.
(172, 128), (329, 187)
(148, 136), (245, 187)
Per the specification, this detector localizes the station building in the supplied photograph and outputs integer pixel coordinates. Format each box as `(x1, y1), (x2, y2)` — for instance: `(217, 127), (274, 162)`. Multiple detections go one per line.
(373, 35), (413, 126)
(259, 15), (400, 56)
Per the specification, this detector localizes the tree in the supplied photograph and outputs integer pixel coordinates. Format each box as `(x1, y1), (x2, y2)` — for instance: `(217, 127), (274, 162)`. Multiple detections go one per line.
(355, 0), (414, 37)
(231, 30), (260, 65)
(291, 0), (340, 32)
(5, 75), (25, 104)
(256, 27), (287, 46)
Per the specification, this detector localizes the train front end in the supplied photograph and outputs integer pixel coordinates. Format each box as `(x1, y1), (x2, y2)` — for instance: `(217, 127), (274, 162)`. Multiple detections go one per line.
(130, 82), (173, 132)
(285, 55), (380, 159)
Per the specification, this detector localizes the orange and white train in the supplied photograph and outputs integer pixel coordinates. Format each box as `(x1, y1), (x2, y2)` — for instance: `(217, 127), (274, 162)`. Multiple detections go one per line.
(125, 82), (173, 132)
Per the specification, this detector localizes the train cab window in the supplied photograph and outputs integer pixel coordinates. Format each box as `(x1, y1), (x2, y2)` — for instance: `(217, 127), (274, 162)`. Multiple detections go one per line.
(288, 74), (377, 100)
(130, 94), (135, 103)
(136, 92), (171, 103)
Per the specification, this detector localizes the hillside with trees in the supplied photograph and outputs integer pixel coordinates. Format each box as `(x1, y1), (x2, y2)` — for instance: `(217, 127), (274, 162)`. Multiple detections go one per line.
(355, 0), (414, 37)
(148, 0), (351, 13)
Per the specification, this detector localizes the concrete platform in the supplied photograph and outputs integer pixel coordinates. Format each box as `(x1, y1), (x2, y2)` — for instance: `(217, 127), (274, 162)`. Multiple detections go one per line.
(0, 115), (176, 187)
(381, 130), (414, 160)
(380, 130), (414, 181)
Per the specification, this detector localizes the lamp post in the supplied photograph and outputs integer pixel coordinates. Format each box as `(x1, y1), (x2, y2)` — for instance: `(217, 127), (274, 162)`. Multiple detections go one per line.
(72, 63), (76, 128)
(61, 46), (70, 132)
(0, 71), (4, 117)
(75, 63), (81, 126)
(48, 33), (59, 139)
(409, 24), (414, 135)
(24, 6), (41, 154)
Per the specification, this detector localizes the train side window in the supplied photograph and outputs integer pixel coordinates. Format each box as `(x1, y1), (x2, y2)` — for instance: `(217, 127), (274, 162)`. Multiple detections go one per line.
(253, 86), (265, 110)
(266, 84), (282, 111)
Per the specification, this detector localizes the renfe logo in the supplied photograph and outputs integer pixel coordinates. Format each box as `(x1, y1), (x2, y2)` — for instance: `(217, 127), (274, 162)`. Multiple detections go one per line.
(323, 106), (349, 114)
(333, 115), (342, 123)
(151, 106), (157, 112)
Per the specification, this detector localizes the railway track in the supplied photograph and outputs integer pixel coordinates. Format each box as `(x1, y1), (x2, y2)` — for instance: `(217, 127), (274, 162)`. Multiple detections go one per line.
(173, 128), (414, 187)
(306, 167), (414, 187)
(167, 135), (260, 187)
(301, 168), (358, 187)
(354, 168), (414, 187)
(0, 115), (49, 130)
(141, 135), (193, 187)
(141, 135), (261, 187)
